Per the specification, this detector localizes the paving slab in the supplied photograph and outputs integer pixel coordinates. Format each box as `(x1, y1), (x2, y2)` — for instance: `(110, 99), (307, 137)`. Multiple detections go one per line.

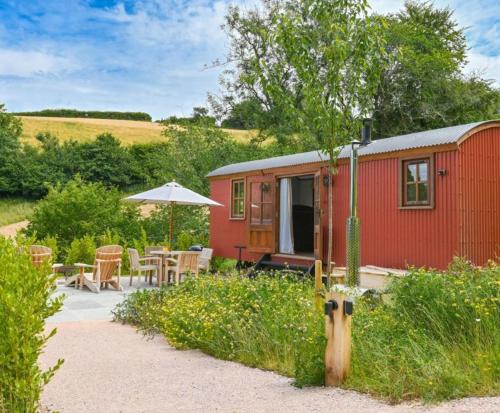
(48, 279), (153, 323)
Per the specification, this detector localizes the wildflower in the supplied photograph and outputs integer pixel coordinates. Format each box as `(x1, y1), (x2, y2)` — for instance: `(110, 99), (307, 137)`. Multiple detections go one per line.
(475, 318), (481, 322)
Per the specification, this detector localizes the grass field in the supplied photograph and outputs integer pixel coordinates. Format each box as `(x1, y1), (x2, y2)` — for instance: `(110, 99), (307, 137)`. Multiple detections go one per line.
(18, 116), (257, 145)
(0, 198), (36, 227)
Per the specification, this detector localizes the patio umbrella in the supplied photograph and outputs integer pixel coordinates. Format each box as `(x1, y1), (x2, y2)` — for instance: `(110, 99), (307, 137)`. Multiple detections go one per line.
(125, 181), (222, 247)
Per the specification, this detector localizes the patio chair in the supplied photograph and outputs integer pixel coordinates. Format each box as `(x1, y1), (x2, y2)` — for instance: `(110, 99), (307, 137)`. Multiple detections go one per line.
(128, 248), (161, 286)
(165, 251), (200, 285)
(28, 245), (63, 281)
(28, 245), (52, 267)
(74, 245), (123, 293)
(144, 246), (164, 255)
(198, 248), (214, 272)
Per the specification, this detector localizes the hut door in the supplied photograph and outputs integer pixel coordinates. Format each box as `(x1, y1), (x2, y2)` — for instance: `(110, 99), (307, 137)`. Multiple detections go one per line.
(247, 175), (276, 253)
(313, 171), (323, 261)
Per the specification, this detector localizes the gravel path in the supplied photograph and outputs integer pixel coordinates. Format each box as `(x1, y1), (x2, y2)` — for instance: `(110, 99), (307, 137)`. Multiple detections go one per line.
(40, 321), (499, 413)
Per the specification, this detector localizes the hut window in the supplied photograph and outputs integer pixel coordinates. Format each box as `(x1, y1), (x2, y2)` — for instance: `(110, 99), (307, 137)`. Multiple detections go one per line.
(231, 179), (245, 219)
(400, 157), (434, 208)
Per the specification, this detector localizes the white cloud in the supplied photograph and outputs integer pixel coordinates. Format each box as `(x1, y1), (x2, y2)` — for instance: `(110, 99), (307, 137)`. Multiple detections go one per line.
(108, 1), (231, 49)
(466, 51), (500, 83)
(0, 49), (75, 77)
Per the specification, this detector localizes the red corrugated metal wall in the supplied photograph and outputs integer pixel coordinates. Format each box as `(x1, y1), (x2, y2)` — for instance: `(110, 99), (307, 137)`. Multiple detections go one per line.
(331, 151), (459, 269)
(210, 178), (261, 262)
(458, 127), (500, 264)
(211, 128), (500, 269)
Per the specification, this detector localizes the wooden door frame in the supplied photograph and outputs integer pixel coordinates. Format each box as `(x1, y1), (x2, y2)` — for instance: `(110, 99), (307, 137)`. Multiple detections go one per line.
(246, 174), (276, 254)
(274, 170), (323, 257)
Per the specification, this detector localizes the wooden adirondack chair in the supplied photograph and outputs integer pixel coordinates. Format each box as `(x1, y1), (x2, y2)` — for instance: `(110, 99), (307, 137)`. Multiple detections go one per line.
(73, 245), (123, 293)
(165, 251), (200, 285)
(28, 245), (52, 267)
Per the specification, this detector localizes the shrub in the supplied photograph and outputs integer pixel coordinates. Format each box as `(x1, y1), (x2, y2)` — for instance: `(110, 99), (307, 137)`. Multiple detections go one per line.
(141, 205), (209, 248)
(75, 133), (135, 187)
(0, 236), (63, 412)
(210, 257), (237, 273)
(26, 177), (144, 249)
(347, 259), (500, 402)
(65, 235), (97, 265)
(113, 273), (325, 386)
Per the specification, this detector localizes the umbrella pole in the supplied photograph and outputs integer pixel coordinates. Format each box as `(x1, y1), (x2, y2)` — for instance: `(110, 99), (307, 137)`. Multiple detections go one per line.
(169, 202), (174, 248)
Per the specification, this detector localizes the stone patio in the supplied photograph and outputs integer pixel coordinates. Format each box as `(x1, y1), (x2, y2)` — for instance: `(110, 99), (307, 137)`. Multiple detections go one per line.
(48, 278), (154, 323)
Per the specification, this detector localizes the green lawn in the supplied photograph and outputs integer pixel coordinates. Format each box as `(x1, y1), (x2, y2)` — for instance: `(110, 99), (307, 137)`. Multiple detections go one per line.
(0, 198), (36, 226)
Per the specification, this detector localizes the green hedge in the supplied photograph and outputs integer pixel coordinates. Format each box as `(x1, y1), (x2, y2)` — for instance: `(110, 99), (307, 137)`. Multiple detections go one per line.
(13, 108), (152, 121)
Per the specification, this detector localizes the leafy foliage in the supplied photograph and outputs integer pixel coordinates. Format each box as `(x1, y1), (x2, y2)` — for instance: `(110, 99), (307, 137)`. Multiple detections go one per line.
(65, 235), (97, 265)
(0, 109), (276, 199)
(26, 177), (143, 249)
(0, 236), (64, 412)
(215, 0), (388, 152)
(0, 104), (23, 194)
(220, 98), (265, 130)
(159, 106), (216, 127)
(162, 124), (259, 195)
(214, 1), (498, 141)
(13, 108), (152, 121)
(372, 2), (500, 138)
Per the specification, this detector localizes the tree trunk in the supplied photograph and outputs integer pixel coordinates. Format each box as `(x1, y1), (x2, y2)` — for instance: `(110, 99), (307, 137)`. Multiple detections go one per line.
(326, 165), (334, 289)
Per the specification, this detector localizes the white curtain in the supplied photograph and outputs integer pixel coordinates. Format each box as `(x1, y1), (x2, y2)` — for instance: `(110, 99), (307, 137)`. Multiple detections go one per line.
(279, 178), (294, 254)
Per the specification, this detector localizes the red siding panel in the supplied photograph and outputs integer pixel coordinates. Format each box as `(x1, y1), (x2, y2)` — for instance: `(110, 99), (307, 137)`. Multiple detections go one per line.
(458, 127), (500, 265)
(209, 179), (261, 262)
(331, 151), (459, 269)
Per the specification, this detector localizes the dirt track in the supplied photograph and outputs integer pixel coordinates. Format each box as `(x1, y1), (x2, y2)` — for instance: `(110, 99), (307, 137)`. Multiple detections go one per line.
(0, 219), (29, 237)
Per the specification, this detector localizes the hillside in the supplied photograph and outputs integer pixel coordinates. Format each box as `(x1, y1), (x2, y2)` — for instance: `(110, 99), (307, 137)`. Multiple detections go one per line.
(18, 116), (257, 145)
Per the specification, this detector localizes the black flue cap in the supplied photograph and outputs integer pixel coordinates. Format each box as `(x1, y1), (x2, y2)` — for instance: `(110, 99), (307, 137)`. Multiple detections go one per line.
(361, 118), (372, 146)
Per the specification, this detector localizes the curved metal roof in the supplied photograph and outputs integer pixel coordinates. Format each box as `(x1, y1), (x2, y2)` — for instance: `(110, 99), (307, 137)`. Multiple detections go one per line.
(207, 120), (499, 177)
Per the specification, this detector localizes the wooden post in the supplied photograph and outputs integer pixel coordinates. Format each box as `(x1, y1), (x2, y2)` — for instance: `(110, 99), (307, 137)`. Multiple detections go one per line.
(324, 291), (352, 386)
(314, 260), (323, 312)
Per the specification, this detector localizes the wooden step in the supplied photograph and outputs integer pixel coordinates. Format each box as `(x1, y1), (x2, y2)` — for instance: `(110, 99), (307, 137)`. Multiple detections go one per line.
(248, 254), (315, 278)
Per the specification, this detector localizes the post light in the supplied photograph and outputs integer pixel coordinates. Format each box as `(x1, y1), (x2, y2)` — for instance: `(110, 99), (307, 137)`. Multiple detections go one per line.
(346, 118), (372, 287)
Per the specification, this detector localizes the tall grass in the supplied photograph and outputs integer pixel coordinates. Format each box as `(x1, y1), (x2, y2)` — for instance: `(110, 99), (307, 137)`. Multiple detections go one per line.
(0, 198), (35, 226)
(348, 259), (499, 401)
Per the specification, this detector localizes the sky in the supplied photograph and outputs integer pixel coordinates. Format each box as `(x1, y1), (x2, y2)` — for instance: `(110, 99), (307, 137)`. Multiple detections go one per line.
(0, 0), (498, 120)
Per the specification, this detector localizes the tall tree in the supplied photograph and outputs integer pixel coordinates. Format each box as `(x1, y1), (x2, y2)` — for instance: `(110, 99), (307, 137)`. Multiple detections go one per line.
(0, 104), (23, 194)
(217, 0), (389, 278)
(373, 1), (499, 138)
(214, 1), (499, 142)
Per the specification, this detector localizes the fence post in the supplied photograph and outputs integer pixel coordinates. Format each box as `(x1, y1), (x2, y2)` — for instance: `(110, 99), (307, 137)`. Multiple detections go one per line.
(314, 260), (323, 312)
(324, 291), (352, 386)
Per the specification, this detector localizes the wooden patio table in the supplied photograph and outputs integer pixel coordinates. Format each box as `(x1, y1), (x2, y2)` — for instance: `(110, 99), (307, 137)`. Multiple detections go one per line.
(148, 250), (181, 286)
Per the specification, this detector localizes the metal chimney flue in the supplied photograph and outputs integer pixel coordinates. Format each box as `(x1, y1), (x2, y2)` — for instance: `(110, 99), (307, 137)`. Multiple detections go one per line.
(360, 118), (372, 146)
